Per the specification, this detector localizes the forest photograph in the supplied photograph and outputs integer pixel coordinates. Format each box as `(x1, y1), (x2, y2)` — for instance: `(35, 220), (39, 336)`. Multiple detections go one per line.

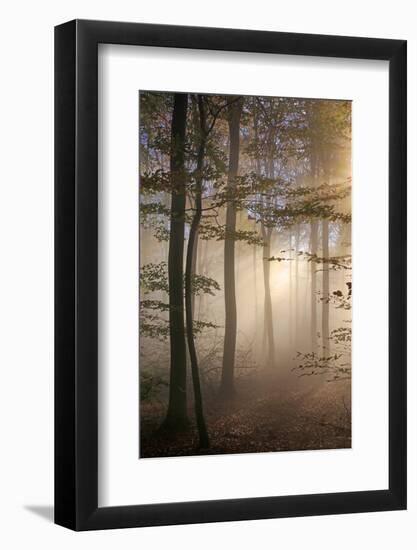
(139, 90), (352, 459)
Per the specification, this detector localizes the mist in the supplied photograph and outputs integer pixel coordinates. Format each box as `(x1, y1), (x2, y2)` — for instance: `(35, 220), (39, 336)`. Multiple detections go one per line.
(139, 91), (351, 458)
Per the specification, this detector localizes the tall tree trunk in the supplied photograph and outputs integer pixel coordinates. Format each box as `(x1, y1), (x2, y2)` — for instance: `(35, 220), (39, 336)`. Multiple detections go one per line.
(259, 151), (277, 367)
(221, 97), (243, 397)
(310, 154), (318, 354)
(163, 93), (189, 430)
(185, 95), (210, 448)
(310, 221), (318, 352)
(190, 231), (198, 317)
(289, 231), (294, 349)
(295, 223), (300, 348)
(321, 158), (331, 356)
(253, 240), (258, 351)
(236, 210), (241, 284)
(322, 219), (330, 355)
(252, 105), (263, 356)
(262, 226), (275, 367)
(197, 238), (207, 322)
(305, 252), (310, 340)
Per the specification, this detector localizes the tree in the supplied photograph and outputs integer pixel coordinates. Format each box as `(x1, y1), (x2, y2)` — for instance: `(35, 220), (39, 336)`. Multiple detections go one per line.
(248, 98), (281, 367)
(163, 93), (189, 430)
(184, 95), (210, 448)
(261, 222), (275, 365)
(322, 214), (330, 353)
(221, 96), (243, 397)
(294, 222), (301, 347)
(309, 150), (319, 353)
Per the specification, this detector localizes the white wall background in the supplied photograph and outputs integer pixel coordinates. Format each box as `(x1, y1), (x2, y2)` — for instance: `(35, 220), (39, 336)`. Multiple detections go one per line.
(0, 1), (414, 548)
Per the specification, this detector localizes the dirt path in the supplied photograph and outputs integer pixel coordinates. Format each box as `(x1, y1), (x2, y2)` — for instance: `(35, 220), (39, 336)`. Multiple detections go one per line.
(140, 375), (351, 458)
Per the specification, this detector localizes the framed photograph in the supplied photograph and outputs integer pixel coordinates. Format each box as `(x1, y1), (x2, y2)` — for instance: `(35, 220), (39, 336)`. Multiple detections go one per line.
(55, 19), (406, 530)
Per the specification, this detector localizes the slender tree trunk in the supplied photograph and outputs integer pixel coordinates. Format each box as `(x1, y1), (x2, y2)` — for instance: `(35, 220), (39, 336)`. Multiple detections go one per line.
(221, 97), (243, 397)
(322, 219), (330, 355)
(253, 241), (258, 350)
(262, 227), (275, 367)
(185, 95), (209, 448)
(260, 153), (277, 367)
(310, 153), (318, 354)
(236, 210), (242, 284)
(252, 107), (264, 357)
(321, 158), (331, 356)
(289, 231), (294, 349)
(190, 230), (198, 317)
(305, 252), (310, 341)
(163, 93), (189, 430)
(310, 221), (318, 352)
(295, 223), (300, 347)
(197, 238), (207, 322)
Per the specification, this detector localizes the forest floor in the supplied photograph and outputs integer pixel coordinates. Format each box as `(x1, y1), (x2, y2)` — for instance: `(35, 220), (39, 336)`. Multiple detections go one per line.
(140, 371), (351, 458)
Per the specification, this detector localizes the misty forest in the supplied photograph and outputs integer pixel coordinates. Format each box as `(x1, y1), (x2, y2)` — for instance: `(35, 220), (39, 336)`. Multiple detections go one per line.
(139, 91), (352, 458)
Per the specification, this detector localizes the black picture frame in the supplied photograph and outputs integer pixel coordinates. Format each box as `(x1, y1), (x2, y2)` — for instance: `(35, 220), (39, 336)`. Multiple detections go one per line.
(55, 19), (407, 531)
